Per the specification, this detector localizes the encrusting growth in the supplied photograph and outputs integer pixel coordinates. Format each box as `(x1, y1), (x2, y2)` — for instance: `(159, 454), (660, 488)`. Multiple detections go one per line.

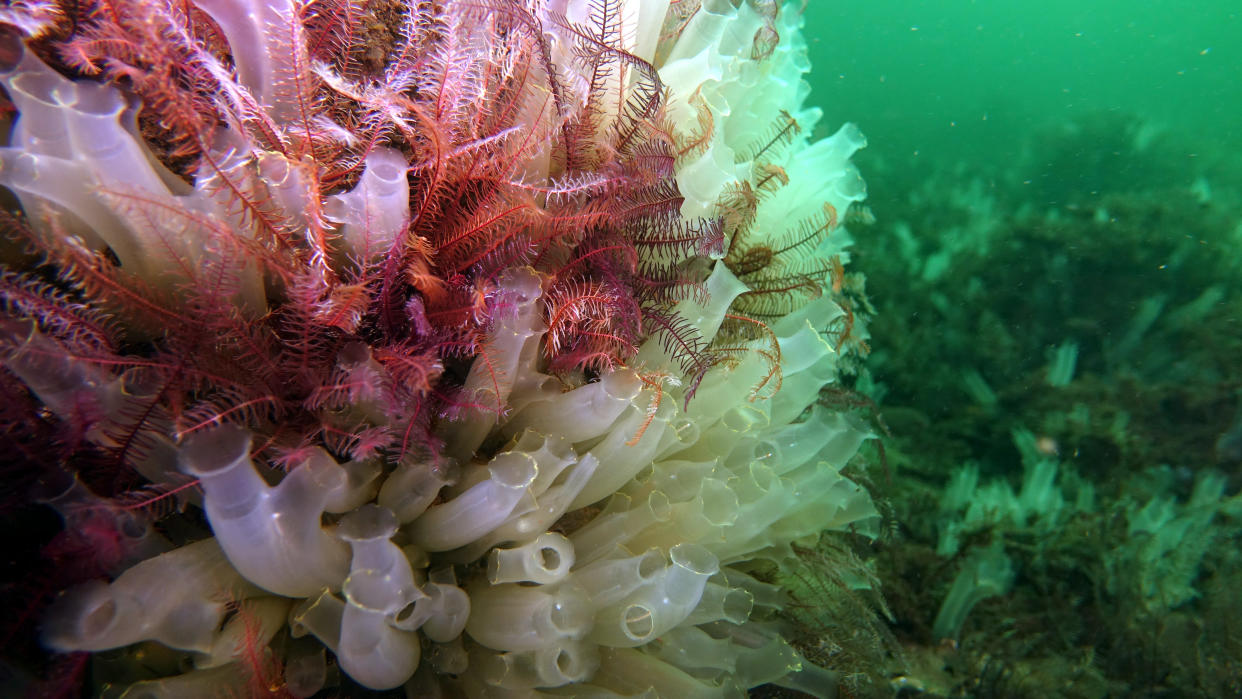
(0, 0), (882, 695)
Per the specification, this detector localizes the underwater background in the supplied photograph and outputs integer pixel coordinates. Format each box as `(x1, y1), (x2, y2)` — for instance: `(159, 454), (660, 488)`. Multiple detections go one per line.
(796, 1), (1242, 696)
(808, 0), (1241, 163)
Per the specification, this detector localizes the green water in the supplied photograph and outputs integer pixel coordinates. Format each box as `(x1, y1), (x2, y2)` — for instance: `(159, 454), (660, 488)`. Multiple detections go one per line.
(794, 3), (1242, 696)
(805, 1), (1242, 165)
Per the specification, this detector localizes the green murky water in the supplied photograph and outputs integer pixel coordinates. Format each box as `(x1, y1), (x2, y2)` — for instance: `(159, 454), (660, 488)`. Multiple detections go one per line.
(807, 2), (1241, 164)
(793, 3), (1242, 696)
